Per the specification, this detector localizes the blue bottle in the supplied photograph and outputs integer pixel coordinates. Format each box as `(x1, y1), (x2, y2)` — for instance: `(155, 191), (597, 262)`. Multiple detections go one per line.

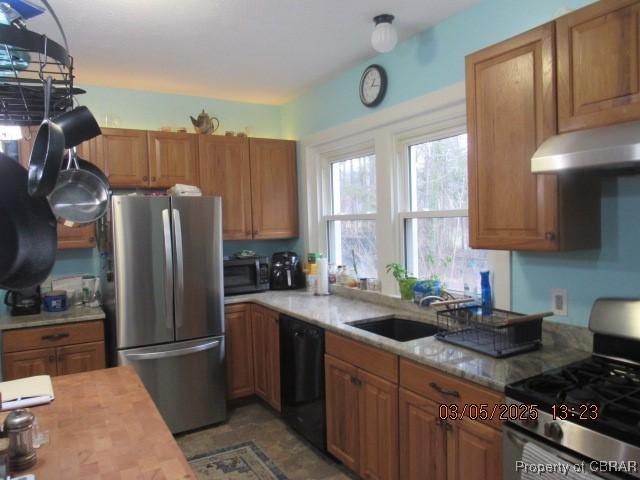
(480, 270), (492, 316)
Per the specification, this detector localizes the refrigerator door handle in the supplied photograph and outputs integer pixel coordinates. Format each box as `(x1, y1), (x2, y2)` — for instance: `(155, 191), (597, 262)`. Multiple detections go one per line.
(124, 340), (220, 361)
(172, 209), (185, 329)
(161, 209), (174, 331)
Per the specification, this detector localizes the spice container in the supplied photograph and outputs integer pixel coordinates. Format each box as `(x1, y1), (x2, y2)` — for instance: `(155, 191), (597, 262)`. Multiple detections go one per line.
(4, 409), (36, 472)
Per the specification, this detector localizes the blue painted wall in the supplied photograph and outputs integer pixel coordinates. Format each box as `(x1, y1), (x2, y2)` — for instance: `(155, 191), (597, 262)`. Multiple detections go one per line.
(277, 0), (640, 327)
(281, 0), (595, 139)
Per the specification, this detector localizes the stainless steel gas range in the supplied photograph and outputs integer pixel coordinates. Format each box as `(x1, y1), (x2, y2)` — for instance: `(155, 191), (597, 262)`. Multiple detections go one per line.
(503, 299), (640, 480)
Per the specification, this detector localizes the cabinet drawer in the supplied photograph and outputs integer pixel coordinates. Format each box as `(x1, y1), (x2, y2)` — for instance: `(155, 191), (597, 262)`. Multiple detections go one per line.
(400, 358), (503, 429)
(3, 321), (105, 353)
(326, 332), (398, 383)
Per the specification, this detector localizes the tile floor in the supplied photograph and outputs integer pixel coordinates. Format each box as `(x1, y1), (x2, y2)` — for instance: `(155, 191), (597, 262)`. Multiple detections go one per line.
(177, 401), (356, 480)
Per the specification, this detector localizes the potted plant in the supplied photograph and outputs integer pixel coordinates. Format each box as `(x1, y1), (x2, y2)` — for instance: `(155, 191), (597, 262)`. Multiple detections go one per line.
(385, 263), (417, 300)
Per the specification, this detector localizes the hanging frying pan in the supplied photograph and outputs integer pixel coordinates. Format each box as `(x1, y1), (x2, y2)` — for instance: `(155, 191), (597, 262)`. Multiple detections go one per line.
(27, 76), (65, 198)
(49, 149), (110, 227)
(0, 154), (57, 290)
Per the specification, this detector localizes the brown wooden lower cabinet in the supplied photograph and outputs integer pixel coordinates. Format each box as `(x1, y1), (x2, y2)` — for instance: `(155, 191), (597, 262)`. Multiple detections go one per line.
(225, 304), (255, 400)
(250, 304), (281, 411)
(325, 344), (399, 480)
(399, 359), (502, 480)
(57, 341), (106, 376)
(2, 320), (106, 380)
(446, 417), (502, 480)
(3, 347), (57, 380)
(399, 388), (446, 480)
(325, 354), (361, 473)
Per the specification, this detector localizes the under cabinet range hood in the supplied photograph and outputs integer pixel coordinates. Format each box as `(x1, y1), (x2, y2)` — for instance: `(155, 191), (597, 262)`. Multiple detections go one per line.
(531, 120), (640, 173)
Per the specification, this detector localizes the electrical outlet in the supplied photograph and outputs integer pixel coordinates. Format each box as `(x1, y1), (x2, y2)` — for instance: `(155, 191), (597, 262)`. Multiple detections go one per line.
(551, 288), (568, 316)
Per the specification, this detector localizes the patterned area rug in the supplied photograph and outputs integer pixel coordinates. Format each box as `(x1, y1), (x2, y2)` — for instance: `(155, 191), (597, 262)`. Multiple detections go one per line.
(188, 441), (289, 480)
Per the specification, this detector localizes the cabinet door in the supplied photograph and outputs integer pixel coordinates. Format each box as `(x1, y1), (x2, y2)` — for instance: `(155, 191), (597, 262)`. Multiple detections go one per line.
(557, 0), (640, 132)
(249, 138), (298, 239)
(57, 224), (96, 249)
(325, 354), (360, 473)
(225, 304), (255, 400)
(251, 305), (270, 402)
(3, 348), (57, 380)
(97, 128), (149, 187)
(399, 388), (446, 480)
(446, 418), (502, 480)
(265, 308), (281, 412)
(198, 136), (252, 240)
(57, 342), (106, 376)
(358, 369), (398, 480)
(466, 23), (559, 251)
(147, 131), (199, 188)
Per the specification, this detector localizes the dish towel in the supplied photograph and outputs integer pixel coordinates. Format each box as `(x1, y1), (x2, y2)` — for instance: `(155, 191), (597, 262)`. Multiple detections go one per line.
(521, 442), (602, 480)
(167, 184), (202, 196)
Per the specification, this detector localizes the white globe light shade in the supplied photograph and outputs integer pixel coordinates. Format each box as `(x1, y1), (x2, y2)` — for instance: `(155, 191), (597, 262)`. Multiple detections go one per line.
(371, 21), (398, 53)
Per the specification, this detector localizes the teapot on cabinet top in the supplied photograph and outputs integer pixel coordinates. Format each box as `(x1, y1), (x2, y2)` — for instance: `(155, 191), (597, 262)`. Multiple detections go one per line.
(190, 109), (220, 135)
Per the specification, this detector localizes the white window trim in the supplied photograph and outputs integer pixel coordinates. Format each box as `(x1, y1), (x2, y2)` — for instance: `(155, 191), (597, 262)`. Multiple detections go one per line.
(300, 82), (511, 309)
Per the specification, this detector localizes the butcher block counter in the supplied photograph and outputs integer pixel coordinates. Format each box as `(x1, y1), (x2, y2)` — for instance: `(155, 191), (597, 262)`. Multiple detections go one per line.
(26, 366), (194, 479)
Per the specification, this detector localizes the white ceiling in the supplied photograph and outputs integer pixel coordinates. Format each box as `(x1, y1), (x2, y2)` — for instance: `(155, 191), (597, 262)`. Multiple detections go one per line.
(30, 0), (479, 105)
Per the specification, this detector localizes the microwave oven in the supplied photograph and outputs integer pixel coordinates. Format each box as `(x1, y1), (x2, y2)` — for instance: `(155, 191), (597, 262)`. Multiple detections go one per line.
(223, 256), (270, 295)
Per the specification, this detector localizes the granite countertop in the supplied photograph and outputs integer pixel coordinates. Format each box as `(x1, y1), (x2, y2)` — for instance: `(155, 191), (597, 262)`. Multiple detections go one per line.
(225, 290), (590, 392)
(0, 305), (106, 331)
(28, 367), (194, 479)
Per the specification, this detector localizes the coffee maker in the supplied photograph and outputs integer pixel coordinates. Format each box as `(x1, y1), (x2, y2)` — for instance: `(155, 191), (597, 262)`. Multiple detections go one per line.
(4, 286), (42, 316)
(270, 252), (304, 290)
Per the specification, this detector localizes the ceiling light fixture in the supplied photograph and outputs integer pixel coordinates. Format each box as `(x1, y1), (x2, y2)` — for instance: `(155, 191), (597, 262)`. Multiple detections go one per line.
(371, 14), (397, 53)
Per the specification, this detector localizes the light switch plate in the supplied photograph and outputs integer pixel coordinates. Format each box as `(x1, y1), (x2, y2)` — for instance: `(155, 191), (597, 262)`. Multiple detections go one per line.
(551, 288), (568, 316)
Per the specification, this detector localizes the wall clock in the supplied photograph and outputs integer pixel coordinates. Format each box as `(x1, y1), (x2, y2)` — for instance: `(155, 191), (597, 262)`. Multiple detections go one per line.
(359, 64), (387, 108)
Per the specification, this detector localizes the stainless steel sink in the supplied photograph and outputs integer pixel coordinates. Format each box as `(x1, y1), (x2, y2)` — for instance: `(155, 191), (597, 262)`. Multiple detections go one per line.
(347, 317), (443, 342)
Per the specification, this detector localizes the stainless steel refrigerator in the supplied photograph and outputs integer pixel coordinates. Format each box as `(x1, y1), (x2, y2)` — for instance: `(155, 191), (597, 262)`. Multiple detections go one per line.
(109, 195), (226, 433)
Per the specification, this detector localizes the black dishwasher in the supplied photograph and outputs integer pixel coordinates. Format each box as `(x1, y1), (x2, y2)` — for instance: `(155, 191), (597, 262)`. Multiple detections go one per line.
(280, 315), (326, 452)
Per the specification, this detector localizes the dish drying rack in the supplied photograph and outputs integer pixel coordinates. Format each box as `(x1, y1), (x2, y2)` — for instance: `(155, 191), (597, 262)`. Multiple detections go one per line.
(435, 306), (551, 358)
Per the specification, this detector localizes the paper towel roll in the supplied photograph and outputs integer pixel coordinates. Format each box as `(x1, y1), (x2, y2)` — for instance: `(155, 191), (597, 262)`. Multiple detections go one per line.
(316, 258), (329, 295)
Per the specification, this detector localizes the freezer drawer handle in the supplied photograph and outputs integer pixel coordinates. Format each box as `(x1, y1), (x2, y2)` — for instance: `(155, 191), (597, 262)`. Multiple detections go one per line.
(125, 340), (220, 361)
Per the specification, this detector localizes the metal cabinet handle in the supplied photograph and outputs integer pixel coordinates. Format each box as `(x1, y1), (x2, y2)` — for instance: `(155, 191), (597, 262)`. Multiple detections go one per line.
(41, 333), (69, 341)
(351, 376), (362, 387)
(142, 175), (148, 181)
(545, 231), (556, 241)
(444, 422), (453, 432)
(429, 382), (460, 398)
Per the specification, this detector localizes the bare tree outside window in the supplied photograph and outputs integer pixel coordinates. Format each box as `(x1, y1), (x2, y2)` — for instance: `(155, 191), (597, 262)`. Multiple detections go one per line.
(405, 134), (488, 295)
(327, 155), (377, 278)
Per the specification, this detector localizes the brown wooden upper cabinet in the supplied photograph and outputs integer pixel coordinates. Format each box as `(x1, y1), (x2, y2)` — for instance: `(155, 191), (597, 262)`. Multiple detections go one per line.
(147, 131), (199, 188)
(557, 0), (640, 132)
(96, 128), (149, 187)
(249, 138), (299, 239)
(199, 135), (253, 240)
(466, 22), (599, 251)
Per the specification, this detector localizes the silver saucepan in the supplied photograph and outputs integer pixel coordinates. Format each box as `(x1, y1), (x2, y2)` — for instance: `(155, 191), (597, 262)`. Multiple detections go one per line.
(48, 149), (110, 227)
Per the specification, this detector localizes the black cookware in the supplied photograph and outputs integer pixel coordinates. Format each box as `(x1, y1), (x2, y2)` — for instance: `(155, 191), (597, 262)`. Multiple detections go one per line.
(54, 106), (101, 149)
(0, 154), (57, 290)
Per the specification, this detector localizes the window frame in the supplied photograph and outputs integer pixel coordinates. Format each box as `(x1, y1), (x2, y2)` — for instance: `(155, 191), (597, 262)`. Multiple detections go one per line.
(301, 84), (511, 308)
(397, 126), (471, 283)
(320, 143), (378, 273)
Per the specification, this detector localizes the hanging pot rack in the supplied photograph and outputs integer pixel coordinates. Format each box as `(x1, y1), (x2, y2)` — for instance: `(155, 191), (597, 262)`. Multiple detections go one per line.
(0, 1), (82, 126)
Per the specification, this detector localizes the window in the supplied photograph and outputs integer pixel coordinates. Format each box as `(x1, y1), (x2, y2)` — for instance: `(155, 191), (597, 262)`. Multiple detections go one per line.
(326, 154), (377, 278)
(402, 133), (488, 295)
